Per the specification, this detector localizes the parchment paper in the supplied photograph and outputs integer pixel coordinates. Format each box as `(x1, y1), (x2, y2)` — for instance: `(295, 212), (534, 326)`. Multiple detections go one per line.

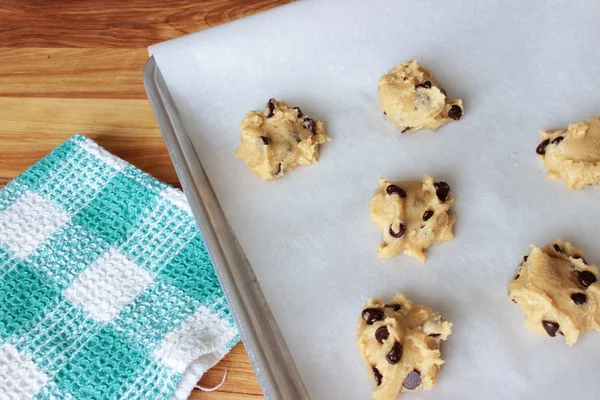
(149, 1), (600, 398)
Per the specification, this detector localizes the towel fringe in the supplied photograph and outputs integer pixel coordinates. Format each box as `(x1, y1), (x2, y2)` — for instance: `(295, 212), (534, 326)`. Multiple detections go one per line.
(195, 369), (228, 392)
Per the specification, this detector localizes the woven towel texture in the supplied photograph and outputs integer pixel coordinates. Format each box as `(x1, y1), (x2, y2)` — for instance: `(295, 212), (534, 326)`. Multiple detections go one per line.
(0, 135), (239, 400)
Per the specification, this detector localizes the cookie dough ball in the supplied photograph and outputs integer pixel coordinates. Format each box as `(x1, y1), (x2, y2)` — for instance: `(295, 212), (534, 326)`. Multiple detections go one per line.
(508, 239), (600, 346)
(378, 60), (464, 133)
(370, 176), (456, 262)
(235, 99), (330, 181)
(536, 115), (600, 189)
(357, 293), (452, 400)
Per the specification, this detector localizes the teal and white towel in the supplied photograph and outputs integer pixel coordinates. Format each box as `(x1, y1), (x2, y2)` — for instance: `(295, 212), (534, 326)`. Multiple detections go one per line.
(0, 135), (239, 400)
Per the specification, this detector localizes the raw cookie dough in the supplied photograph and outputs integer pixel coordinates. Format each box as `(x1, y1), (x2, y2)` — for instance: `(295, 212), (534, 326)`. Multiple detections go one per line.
(357, 293), (452, 400)
(378, 60), (464, 133)
(370, 176), (455, 262)
(508, 239), (600, 346)
(235, 99), (330, 181)
(536, 115), (600, 189)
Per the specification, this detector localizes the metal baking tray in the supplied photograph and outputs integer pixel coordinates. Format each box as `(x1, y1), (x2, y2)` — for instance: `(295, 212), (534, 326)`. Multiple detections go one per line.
(143, 56), (308, 400)
(143, 1), (600, 397)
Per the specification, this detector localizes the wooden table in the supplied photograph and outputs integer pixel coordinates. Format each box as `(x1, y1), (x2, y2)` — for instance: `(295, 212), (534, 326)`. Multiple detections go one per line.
(0, 1), (291, 398)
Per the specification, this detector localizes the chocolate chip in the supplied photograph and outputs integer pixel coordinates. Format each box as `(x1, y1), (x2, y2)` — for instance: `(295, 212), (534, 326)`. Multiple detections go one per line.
(571, 293), (587, 305)
(389, 223), (406, 238)
(514, 274), (520, 280)
(260, 136), (270, 145)
(578, 270), (597, 287)
(574, 255), (589, 265)
(372, 367), (382, 386)
(542, 320), (559, 337)
(423, 210), (434, 221)
(429, 333), (441, 337)
(266, 99), (275, 118)
(402, 127), (411, 133)
(362, 308), (384, 325)
(512, 299), (517, 304)
(523, 255), (528, 262)
(440, 88), (447, 96)
(448, 105), (462, 120)
(273, 163), (281, 176)
(386, 184), (407, 198)
(554, 244), (563, 254)
(302, 118), (317, 134)
(536, 139), (550, 155)
(415, 81), (432, 89)
(402, 370), (422, 390)
(384, 304), (401, 312)
(375, 326), (390, 344)
(434, 181), (451, 202)
(386, 342), (402, 364)
(293, 107), (303, 118)
(551, 136), (564, 145)
(383, 111), (387, 115)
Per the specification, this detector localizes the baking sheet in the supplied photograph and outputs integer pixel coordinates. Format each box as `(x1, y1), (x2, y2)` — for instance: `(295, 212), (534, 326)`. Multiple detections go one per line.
(149, 1), (600, 398)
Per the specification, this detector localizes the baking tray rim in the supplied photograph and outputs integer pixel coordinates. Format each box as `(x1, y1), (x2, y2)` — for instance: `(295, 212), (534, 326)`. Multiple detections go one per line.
(142, 56), (309, 400)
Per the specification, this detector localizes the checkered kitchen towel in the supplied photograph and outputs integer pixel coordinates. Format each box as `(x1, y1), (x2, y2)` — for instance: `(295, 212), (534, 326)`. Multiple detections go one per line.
(0, 135), (239, 400)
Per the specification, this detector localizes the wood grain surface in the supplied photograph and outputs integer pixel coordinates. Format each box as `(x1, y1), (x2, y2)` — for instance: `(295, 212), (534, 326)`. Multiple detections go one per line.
(0, 0), (292, 398)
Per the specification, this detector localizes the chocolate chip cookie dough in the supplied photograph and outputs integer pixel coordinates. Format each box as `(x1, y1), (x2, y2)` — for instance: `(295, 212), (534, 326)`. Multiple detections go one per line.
(235, 99), (330, 181)
(357, 293), (452, 400)
(378, 60), (464, 133)
(509, 240), (600, 346)
(370, 176), (455, 262)
(536, 115), (600, 189)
